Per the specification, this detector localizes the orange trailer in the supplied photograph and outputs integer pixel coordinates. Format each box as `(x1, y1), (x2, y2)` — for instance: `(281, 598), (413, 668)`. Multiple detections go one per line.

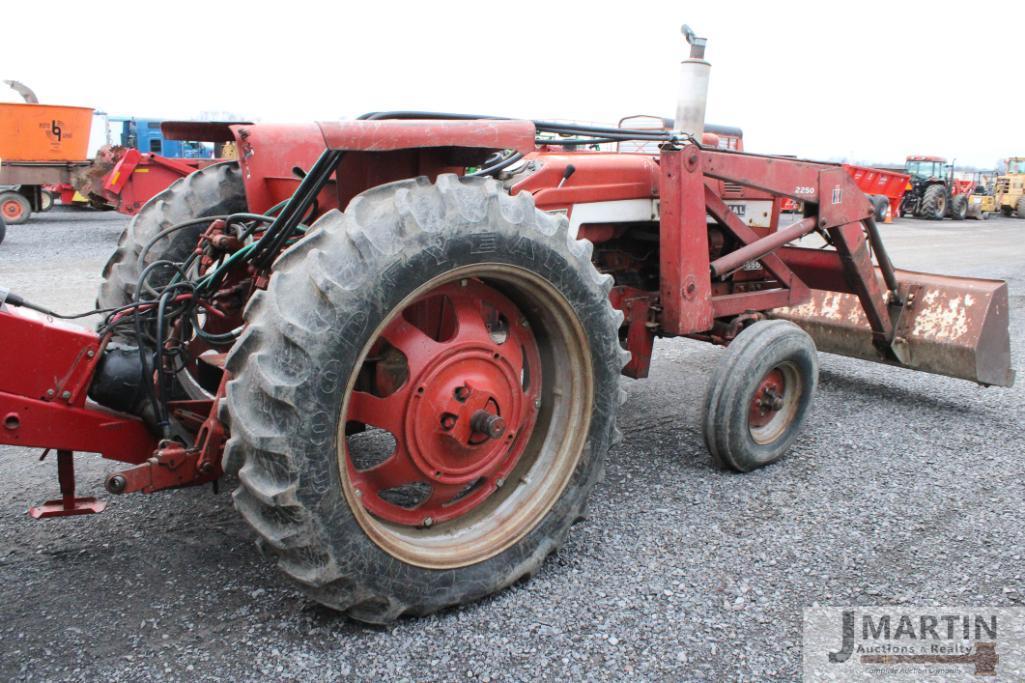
(0, 92), (94, 225)
(0, 102), (92, 161)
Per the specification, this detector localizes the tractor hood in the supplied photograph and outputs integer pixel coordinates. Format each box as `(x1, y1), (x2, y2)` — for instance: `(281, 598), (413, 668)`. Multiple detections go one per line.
(317, 119), (536, 155)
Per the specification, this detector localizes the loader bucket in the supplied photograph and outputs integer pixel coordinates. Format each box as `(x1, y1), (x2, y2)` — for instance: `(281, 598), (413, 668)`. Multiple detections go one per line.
(771, 270), (1015, 387)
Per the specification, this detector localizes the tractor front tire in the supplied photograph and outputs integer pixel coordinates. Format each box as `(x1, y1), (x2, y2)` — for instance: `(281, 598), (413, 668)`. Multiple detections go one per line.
(0, 215), (6, 246)
(223, 175), (627, 623)
(918, 185), (947, 220)
(95, 162), (246, 341)
(1016, 197), (1025, 219)
(0, 191), (31, 225)
(898, 196), (914, 218)
(702, 320), (818, 472)
(949, 194), (968, 220)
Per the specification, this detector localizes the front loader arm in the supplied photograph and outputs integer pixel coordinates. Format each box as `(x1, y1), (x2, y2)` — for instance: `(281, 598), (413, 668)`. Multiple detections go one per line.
(662, 145), (893, 344)
(643, 143), (1012, 386)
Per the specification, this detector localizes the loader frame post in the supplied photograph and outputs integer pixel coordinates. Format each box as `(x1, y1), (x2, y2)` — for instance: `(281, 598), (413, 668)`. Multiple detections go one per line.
(659, 146), (713, 335)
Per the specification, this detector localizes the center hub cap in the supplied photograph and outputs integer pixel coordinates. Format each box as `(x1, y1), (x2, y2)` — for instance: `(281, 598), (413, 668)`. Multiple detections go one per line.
(749, 368), (785, 428)
(408, 344), (522, 485)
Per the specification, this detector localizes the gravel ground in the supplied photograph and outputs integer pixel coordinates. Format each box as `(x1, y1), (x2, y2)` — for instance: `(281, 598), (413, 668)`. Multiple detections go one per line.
(0, 209), (1022, 682)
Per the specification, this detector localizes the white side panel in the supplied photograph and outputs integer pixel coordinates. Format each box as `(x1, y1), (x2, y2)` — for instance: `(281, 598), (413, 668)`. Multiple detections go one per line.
(556, 197), (774, 232)
(564, 199), (659, 233)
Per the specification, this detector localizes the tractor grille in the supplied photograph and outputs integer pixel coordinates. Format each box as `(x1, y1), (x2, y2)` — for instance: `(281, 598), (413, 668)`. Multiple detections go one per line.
(723, 181), (744, 197)
(996, 178), (1010, 193)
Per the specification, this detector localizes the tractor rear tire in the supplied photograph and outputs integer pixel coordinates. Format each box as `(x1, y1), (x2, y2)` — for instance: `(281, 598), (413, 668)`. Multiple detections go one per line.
(949, 194), (968, 220)
(95, 161), (246, 342)
(0, 191), (31, 225)
(702, 320), (818, 472)
(1016, 197), (1025, 219)
(0, 215), (6, 246)
(918, 185), (947, 220)
(223, 174), (627, 623)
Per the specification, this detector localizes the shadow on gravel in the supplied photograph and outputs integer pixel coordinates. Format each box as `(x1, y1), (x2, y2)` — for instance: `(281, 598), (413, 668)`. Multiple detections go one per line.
(300, 601), (389, 632)
(818, 368), (985, 415)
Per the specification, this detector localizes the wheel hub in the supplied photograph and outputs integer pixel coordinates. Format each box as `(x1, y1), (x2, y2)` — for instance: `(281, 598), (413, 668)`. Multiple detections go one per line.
(749, 369), (785, 428)
(2, 199), (24, 221)
(408, 345), (523, 485)
(345, 279), (542, 527)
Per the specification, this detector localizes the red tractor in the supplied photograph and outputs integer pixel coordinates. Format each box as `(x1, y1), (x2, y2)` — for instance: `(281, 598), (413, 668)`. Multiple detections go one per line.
(0, 27), (1013, 623)
(899, 155), (973, 220)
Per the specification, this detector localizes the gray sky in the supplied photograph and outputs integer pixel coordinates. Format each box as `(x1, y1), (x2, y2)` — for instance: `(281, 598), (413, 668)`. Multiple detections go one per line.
(3, 0), (1021, 168)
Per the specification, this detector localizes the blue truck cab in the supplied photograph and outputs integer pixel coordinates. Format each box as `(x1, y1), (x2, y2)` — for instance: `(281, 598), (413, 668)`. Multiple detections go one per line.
(116, 118), (213, 159)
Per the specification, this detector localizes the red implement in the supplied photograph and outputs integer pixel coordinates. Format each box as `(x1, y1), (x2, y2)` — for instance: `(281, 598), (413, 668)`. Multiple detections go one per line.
(843, 163), (910, 222)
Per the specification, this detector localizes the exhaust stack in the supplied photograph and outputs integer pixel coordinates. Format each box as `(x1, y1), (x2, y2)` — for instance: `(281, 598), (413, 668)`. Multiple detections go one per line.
(675, 25), (710, 140)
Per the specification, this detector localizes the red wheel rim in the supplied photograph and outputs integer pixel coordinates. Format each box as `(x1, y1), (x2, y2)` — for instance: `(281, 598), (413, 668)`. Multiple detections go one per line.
(345, 279), (542, 527)
(2, 199), (24, 222)
(747, 363), (801, 444)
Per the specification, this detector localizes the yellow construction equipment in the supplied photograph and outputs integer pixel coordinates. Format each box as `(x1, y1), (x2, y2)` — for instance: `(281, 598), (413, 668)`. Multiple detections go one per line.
(994, 157), (1025, 218)
(968, 159), (1024, 219)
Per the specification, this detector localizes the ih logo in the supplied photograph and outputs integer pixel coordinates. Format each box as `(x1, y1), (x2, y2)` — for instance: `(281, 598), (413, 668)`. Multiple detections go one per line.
(831, 186), (843, 204)
(51, 119), (62, 142)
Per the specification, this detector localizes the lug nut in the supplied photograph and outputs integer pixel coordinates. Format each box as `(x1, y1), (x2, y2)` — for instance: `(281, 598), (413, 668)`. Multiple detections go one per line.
(454, 385), (471, 401)
(440, 414), (457, 431)
(759, 387), (784, 412)
(471, 410), (506, 439)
